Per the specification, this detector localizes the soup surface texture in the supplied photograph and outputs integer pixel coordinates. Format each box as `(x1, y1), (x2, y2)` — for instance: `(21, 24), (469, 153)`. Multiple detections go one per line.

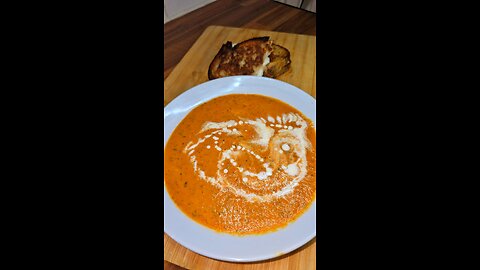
(165, 94), (316, 235)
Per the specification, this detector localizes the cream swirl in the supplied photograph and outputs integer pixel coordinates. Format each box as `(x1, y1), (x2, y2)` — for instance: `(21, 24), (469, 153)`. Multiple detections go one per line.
(184, 112), (313, 202)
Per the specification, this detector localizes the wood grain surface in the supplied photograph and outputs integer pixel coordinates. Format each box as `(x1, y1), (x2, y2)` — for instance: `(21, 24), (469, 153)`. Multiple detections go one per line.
(164, 234), (316, 270)
(164, 25), (316, 106)
(164, 0), (316, 80)
(164, 25), (316, 270)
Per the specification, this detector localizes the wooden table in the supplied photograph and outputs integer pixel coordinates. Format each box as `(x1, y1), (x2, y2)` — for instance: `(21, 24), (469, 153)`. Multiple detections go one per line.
(164, 1), (316, 269)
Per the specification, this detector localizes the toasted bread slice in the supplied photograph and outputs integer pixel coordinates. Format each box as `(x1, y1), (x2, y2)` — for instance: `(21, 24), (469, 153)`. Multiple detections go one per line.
(264, 44), (291, 78)
(208, 37), (291, 80)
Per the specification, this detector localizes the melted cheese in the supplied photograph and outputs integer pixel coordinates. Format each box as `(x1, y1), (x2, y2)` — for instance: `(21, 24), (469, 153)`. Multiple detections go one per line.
(253, 51), (271, 76)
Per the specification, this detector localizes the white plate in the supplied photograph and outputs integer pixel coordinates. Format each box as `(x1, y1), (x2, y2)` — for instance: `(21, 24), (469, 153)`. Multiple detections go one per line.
(164, 76), (316, 262)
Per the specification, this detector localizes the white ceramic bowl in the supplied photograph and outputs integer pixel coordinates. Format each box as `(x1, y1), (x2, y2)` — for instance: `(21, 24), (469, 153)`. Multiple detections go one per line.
(164, 76), (316, 262)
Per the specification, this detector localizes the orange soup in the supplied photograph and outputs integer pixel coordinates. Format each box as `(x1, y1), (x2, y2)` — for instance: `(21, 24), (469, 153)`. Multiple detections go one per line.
(165, 94), (316, 235)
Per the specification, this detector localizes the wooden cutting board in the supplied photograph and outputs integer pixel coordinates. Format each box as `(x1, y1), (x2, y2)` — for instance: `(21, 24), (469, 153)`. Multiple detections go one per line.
(164, 25), (316, 105)
(164, 25), (316, 270)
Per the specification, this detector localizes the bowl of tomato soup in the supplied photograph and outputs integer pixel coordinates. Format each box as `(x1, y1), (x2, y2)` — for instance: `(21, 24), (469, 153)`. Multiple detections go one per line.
(164, 76), (316, 262)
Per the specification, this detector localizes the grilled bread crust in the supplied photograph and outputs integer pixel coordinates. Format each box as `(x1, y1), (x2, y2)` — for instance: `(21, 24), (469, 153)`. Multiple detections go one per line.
(264, 44), (291, 78)
(208, 37), (291, 80)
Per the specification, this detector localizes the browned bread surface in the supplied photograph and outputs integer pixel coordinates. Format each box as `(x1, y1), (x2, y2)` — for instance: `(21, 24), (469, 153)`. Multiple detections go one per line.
(264, 44), (291, 78)
(208, 37), (291, 80)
